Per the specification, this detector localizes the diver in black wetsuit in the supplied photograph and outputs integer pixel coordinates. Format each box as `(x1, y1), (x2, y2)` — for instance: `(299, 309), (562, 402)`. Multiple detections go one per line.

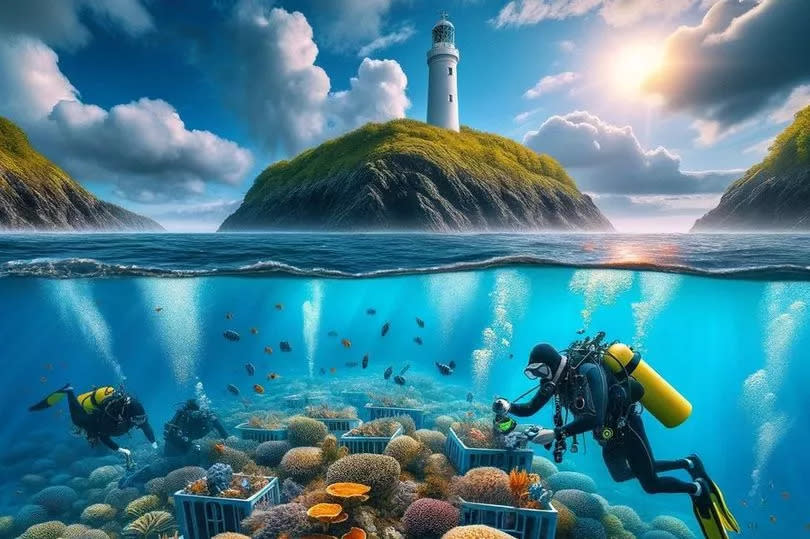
(163, 399), (228, 456)
(29, 385), (157, 463)
(493, 343), (701, 496)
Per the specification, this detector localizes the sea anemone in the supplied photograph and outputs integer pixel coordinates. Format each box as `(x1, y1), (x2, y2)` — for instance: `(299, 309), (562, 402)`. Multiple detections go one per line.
(450, 467), (513, 506)
(30, 486), (79, 514)
(508, 469), (531, 505)
(440, 525), (514, 538)
(546, 471), (597, 494)
(412, 429), (447, 454)
(125, 495), (162, 519)
(280, 447), (324, 483)
(552, 489), (605, 520)
(326, 454), (401, 499)
(18, 520), (66, 539)
(80, 504), (117, 526)
(402, 498), (459, 538)
(288, 416), (329, 447)
(650, 516), (696, 539)
(122, 510), (176, 537)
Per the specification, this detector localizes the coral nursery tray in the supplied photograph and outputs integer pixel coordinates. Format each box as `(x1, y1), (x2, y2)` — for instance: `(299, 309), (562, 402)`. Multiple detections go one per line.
(446, 427), (534, 474)
(284, 392), (326, 409)
(339, 425), (403, 454)
(174, 476), (280, 539)
(458, 498), (558, 539)
(235, 423), (288, 442)
(340, 390), (369, 409)
(311, 417), (362, 437)
(363, 404), (425, 429)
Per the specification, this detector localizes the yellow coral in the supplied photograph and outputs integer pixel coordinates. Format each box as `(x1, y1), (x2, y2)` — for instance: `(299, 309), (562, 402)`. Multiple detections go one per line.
(122, 510), (176, 538)
(125, 495), (163, 519)
(81, 504), (118, 526)
(441, 525), (513, 538)
(19, 521), (66, 539)
(551, 500), (576, 538)
(62, 523), (91, 537)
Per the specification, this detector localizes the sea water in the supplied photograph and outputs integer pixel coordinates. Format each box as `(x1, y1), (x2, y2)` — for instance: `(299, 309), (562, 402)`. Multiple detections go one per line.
(1, 233), (809, 537)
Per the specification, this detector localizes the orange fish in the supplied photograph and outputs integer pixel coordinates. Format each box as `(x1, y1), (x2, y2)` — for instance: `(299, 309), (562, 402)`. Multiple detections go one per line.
(253, 384), (265, 394)
(214, 442), (226, 455)
(250, 327), (259, 335)
(769, 515), (777, 524)
(275, 303), (283, 310)
(341, 338), (352, 348)
(329, 367), (337, 374)
(264, 346), (273, 354)
(781, 491), (790, 500)
(267, 373), (280, 380)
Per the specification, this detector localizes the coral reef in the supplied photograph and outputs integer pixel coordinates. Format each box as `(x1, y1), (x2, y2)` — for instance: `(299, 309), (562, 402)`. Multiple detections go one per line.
(280, 447), (324, 483)
(383, 436), (430, 474)
(552, 489), (605, 520)
(15, 505), (49, 530)
(104, 487), (140, 510)
(305, 404), (357, 419)
(144, 478), (165, 497)
(255, 440), (292, 467)
(423, 454), (454, 479)
(207, 463), (234, 495)
(18, 520), (66, 539)
(550, 500), (576, 538)
(441, 525), (514, 538)
(346, 419), (401, 438)
(402, 498), (459, 538)
(603, 513), (634, 539)
(0, 516), (13, 537)
(125, 495), (162, 519)
(210, 445), (251, 472)
(320, 435), (349, 466)
(412, 429), (447, 454)
(391, 415), (417, 436)
(80, 504), (117, 526)
(387, 480), (419, 517)
(288, 416), (329, 447)
(61, 523), (90, 537)
(88, 466), (123, 488)
(433, 415), (454, 434)
(573, 517), (607, 539)
(247, 413), (286, 430)
(281, 478), (305, 503)
(640, 531), (679, 539)
(31, 486), (79, 514)
(326, 454), (401, 498)
(241, 503), (309, 538)
(651, 516), (696, 539)
(162, 467), (206, 496)
(547, 471), (597, 494)
(609, 505), (646, 536)
(122, 510), (176, 537)
(450, 467), (513, 506)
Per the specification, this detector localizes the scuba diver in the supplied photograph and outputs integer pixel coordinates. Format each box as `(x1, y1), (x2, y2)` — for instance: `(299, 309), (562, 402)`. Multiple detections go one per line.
(163, 399), (228, 457)
(29, 384), (157, 466)
(492, 333), (739, 539)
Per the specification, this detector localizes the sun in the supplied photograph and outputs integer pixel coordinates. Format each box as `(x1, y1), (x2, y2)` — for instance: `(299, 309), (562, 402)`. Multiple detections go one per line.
(611, 44), (664, 95)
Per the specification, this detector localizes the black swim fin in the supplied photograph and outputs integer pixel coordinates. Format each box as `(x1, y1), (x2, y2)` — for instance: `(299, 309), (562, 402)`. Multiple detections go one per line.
(28, 384), (71, 412)
(693, 483), (729, 539)
(687, 455), (740, 533)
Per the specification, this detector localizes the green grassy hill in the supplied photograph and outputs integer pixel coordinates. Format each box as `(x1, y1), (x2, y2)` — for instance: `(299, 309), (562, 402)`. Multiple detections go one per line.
(223, 120), (611, 231)
(0, 116), (162, 231)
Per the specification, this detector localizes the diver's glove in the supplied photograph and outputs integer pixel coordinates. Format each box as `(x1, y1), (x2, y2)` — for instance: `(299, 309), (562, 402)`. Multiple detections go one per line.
(492, 398), (511, 415)
(118, 447), (131, 458)
(151, 441), (158, 450)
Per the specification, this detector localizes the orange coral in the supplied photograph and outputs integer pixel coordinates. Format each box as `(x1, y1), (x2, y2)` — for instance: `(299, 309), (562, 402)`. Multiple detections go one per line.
(508, 469), (531, 506)
(325, 482), (371, 498)
(213, 442), (226, 455)
(307, 503), (343, 520)
(186, 478), (208, 495)
(342, 528), (367, 539)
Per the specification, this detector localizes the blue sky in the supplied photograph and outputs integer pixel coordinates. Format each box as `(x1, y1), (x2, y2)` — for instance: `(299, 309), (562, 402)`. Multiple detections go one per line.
(0, 0), (807, 231)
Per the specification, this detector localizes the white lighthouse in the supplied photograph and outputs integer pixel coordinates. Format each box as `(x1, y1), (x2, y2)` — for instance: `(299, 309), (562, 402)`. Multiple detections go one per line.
(426, 11), (459, 132)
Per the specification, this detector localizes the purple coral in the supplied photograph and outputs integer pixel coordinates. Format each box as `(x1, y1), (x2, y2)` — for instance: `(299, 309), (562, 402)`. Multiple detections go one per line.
(206, 463), (233, 495)
(241, 502), (308, 538)
(402, 498), (460, 538)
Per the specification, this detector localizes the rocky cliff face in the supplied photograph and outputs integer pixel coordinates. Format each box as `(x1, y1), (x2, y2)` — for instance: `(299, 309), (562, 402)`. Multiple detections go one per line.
(0, 117), (162, 231)
(693, 105), (810, 232)
(220, 120), (612, 232)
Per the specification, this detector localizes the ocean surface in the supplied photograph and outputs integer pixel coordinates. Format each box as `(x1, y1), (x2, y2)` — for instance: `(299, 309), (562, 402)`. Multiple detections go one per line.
(1, 232), (808, 538)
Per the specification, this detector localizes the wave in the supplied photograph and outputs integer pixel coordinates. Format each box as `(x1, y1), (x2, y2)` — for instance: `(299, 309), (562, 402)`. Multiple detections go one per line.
(1, 256), (810, 280)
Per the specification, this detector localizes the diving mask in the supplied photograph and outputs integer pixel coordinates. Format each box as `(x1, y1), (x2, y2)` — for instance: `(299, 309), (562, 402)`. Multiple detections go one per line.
(524, 362), (553, 380)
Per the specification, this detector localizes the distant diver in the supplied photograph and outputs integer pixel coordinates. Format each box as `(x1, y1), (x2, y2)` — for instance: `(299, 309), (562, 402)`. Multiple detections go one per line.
(30, 384), (157, 466)
(492, 334), (739, 539)
(163, 399), (228, 457)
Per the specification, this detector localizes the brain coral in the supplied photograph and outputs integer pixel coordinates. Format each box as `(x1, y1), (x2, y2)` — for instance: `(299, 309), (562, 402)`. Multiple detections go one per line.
(241, 502), (308, 538)
(144, 477), (165, 496)
(424, 453), (455, 478)
(384, 435), (426, 470)
(125, 495), (162, 519)
(104, 486), (140, 510)
(210, 446), (251, 472)
(450, 467), (513, 506)
(651, 516), (697, 539)
(434, 415), (454, 434)
(163, 466), (206, 495)
(88, 466), (122, 488)
(254, 440), (291, 466)
(326, 453), (401, 498)
(603, 513), (631, 538)
(552, 489), (605, 520)
(413, 429), (447, 453)
(48, 473), (72, 486)
(19, 520), (66, 539)
(546, 471), (597, 494)
(609, 505), (646, 535)
(640, 531), (679, 539)
(551, 500), (576, 538)
(388, 480), (419, 517)
(530, 456), (558, 480)
(392, 415), (417, 435)
(287, 416), (328, 447)
(74, 530), (109, 539)
(403, 498), (460, 538)
(280, 447), (324, 483)
(441, 525), (513, 538)
(14, 505), (49, 530)
(20, 475), (48, 490)
(31, 486), (79, 514)
(60, 523), (90, 537)
(573, 517), (607, 539)
(80, 504), (117, 526)
(0, 516), (13, 537)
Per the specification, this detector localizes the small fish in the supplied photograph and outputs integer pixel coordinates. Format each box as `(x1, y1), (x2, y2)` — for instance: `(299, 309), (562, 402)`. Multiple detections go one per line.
(780, 491), (790, 500)
(253, 384), (264, 394)
(245, 363), (255, 376)
(328, 330), (338, 337)
(362, 354), (369, 369)
(227, 384), (240, 395)
(384, 366), (393, 380)
(769, 515), (777, 524)
(400, 364), (410, 375)
(576, 328), (585, 334)
(250, 327), (259, 335)
(435, 362), (454, 375)
(320, 367), (326, 375)
(341, 338), (352, 348)
(275, 303), (283, 310)
(280, 341), (292, 352)
(761, 496), (768, 506)
(769, 480), (774, 489)
(466, 392), (474, 403)
(416, 317), (424, 328)
(40, 376), (47, 383)
(381, 321), (390, 337)
(394, 375), (406, 386)
(224, 330), (240, 341)
(155, 307), (163, 312)
(329, 367), (337, 374)
(413, 336), (423, 345)
(267, 372), (280, 380)
(345, 361), (358, 367)
(509, 353), (514, 359)
(366, 308), (376, 315)
(225, 312), (233, 320)
(264, 345), (273, 354)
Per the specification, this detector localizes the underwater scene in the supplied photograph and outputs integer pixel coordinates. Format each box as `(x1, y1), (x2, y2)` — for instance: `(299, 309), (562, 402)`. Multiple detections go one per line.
(1, 234), (809, 539)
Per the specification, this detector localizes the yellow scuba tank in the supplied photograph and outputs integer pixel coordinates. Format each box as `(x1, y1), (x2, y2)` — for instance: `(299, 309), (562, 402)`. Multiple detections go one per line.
(603, 343), (691, 428)
(77, 387), (116, 414)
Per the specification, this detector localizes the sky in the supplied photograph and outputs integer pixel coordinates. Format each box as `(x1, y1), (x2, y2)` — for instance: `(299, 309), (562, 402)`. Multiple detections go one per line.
(0, 0), (807, 232)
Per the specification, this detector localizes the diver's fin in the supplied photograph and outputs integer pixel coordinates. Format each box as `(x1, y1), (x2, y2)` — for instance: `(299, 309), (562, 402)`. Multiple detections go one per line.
(28, 384), (71, 412)
(693, 493), (729, 539)
(687, 455), (740, 533)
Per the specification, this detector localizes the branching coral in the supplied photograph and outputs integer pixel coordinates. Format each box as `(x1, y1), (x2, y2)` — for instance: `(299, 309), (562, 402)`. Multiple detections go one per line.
(450, 467), (513, 506)
(281, 447), (324, 483)
(122, 510), (176, 538)
(326, 454), (401, 499)
(247, 413), (286, 430)
(125, 495), (163, 519)
(305, 404), (357, 419)
(346, 419), (400, 438)
(288, 416), (329, 447)
(402, 498), (459, 538)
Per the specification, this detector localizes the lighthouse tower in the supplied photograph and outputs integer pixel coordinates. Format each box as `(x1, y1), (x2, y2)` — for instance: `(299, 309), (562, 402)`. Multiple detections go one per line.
(426, 12), (459, 132)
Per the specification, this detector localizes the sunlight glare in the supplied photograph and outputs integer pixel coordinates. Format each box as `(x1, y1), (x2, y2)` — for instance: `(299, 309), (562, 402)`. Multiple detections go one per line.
(612, 44), (664, 95)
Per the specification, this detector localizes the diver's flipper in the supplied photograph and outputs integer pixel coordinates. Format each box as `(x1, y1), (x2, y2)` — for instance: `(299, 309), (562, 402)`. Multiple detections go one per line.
(688, 455), (740, 533)
(28, 384), (71, 411)
(693, 493), (729, 539)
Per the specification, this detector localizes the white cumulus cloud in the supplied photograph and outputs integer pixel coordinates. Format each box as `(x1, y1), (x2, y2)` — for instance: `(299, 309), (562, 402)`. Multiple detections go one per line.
(524, 72), (580, 99)
(491, 0), (699, 28)
(357, 25), (415, 57)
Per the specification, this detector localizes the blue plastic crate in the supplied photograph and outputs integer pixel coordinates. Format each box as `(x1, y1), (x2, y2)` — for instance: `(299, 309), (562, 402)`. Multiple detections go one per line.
(458, 499), (557, 539)
(363, 404), (425, 429)
(235, 423), (288, 442)
(339, 425), (402, 454)
(284, 392), (326, 410)
(340, 390), (369, 409)
(446, 427), (534, 474)
(310, 417), (362, 437)
(174, 476), (280, 539)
